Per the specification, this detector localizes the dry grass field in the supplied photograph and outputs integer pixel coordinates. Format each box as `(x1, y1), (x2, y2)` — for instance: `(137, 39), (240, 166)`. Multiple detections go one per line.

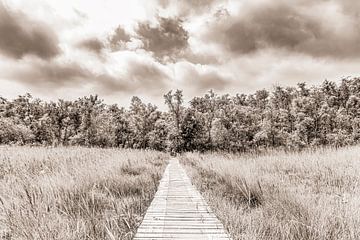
(1, 146), (359, 240)
(0, 146), (168, 240)
(180, 146), (360, 240)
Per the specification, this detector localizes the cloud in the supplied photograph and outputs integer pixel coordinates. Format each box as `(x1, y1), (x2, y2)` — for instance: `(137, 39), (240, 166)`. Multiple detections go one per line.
(192, 71), (229, 92)
(3, 59), (92, 88)
(136, 16), (189, 61)
(73, 8), (88, 20)
(158, 0), (221, 16)
(181, 50), (220, 65)
(108, 26), (131, 51)
(97, 59), (169, 95)
(77, 38), (104, 54)
(0, 0), (359, 108)
(0, 3), (60, 60)
(203, 0), (360, 58)
(175, 62), (230, 95)
(1, 48), (170, 96)
(330, 0), (360, 17)
(3, 58), (169, 95)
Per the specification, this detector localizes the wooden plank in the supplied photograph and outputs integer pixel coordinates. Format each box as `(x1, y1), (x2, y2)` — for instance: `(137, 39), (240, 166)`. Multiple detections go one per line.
(134, 158), (231, 240)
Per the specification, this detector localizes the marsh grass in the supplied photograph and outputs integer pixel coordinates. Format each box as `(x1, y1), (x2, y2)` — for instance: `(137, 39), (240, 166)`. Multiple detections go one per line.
(0, 146), (168, 240)
(180, 146), (360, 240)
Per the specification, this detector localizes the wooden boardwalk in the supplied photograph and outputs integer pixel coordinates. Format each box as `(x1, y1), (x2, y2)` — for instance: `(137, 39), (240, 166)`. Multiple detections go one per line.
(134, 158), (231, 240)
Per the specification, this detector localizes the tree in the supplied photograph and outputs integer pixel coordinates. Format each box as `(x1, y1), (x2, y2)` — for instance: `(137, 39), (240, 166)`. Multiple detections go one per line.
(128, 96), (160, 149)
(164, 90), (184, 153)
(148, 118), (169, 151)
(190, 90), (218, 150)
(70, 95), (102, 146)
(180, 109), (204, 151)
(109, 104), (131, 148)
(0, 77), (360, 152)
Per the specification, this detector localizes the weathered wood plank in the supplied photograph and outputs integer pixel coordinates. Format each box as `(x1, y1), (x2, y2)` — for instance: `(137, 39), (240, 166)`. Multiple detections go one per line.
(134, 158), (231, 240)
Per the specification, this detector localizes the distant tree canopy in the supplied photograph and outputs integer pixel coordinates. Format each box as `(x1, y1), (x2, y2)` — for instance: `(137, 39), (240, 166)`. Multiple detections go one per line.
(1, 78), (360, 152)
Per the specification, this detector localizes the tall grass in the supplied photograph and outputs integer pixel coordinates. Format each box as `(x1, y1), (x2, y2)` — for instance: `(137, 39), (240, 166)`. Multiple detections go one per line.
(180, 146), (360, 240)
(0, 146), (168, 240)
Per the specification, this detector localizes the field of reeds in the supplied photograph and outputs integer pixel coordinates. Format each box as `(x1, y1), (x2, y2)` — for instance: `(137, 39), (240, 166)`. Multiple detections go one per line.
(180, 146), (360, 240)
(0, 146), (168, 240)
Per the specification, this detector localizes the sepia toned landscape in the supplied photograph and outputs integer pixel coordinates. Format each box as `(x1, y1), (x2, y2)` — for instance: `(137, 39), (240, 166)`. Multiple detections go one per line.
(1, 0), (360, 239)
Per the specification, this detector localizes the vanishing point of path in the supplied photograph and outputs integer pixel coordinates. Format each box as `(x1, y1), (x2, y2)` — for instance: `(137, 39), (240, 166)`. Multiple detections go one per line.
(134, 158), (231, 240)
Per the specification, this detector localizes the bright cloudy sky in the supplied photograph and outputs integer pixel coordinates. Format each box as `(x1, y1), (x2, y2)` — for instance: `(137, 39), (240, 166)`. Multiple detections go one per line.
(0, 0), (359, 107)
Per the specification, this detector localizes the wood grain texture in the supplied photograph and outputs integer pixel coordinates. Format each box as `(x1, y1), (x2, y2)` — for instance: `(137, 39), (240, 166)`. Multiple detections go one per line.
(134, 158), (231, 240)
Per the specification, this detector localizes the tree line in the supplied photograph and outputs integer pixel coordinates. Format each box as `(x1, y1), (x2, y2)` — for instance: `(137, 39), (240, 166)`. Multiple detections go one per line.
(1, 78), (360, 153)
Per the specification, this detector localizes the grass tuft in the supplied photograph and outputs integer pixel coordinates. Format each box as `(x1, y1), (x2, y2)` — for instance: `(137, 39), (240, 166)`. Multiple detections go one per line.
(180, 146), (360, 240)
(0, 146), (168, 240)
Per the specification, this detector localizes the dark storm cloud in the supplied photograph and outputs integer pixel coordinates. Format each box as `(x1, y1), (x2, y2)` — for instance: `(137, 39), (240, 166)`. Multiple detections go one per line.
(0, 3), (60, 59)
(205, 1), (360, 58)
(77, 38), (104, 54)
(108, 26), (131, 51)
(228, 4), (320, 54)
(136, 16), (189, 61)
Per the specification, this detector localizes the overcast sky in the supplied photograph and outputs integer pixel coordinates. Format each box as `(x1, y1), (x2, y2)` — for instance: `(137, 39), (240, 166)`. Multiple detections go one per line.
(0, 0), (359, 107)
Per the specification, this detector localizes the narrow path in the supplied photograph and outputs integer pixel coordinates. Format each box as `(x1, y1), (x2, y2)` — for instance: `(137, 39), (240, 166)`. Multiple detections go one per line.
(134, 158), (231, 240)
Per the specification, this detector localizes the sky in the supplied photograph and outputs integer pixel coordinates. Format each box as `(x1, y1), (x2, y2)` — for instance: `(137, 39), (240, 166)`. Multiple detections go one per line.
(0, 0), (359, 107)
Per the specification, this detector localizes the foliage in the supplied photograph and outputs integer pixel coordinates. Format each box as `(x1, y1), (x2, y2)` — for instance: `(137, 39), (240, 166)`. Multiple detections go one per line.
(1, 78), (360, 152)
